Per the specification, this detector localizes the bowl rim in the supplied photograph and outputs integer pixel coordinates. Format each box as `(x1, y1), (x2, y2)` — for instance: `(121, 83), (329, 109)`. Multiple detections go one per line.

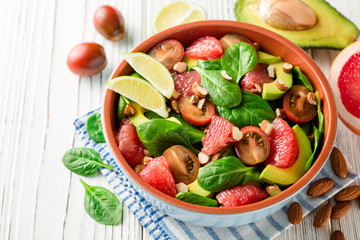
(103, 20), (337, 215)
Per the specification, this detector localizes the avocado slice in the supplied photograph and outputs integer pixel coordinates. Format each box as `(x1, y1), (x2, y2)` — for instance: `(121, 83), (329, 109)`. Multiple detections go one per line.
(128, 102), (149, 127)
(259, 124), (312, 186)
(187, 168), (213, 197)
(235, 0), (359, 49)
(182, 55), (198, 70)
(258, 51), (281, 64)
(262, 62), (292, 100)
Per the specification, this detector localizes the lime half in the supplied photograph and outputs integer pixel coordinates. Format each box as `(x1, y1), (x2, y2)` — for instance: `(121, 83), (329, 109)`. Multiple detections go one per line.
(121, 52), (174, 99)
(107, 76), (168, 118)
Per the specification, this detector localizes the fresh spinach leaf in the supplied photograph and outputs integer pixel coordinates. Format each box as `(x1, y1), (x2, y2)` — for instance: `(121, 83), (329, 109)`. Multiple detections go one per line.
(137, 119), (198, 157)
(197, 156), (253, 192)
(240, 169), (261, 185)
(292, 67), (314, 91)
(197, 59), (222, 70)
(216, 91), (275, 128)
(221, 42), (257, 83)
(80, 179), (122, 225)
(304, 91), (324, 170)
(62, 147), (113, 176)
(176, 192), (218, 207)
(194, 67), (242, 108)
(144, 111), (205, 144)
(117, 95), (129, 123)
(86, 113), (106, 143)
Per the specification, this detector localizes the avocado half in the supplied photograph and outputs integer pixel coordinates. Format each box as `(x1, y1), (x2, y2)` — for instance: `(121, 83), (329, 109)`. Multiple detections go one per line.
(235, 0), (359, 49)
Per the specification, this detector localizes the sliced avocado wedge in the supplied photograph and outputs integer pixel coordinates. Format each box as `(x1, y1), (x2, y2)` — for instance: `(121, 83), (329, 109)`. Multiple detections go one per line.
(259, 124), (312, 186)
(128, 102), (149, 127)
(188, 168), (213, 197)
(182, 55), (198, 70)
(235, 0), (359, 49)
(262, 62), (292, 100)
(258, 51), (281, 64)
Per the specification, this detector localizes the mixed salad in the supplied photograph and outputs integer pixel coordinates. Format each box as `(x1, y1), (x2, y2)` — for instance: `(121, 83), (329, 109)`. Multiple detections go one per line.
(107, 33), (324, 208)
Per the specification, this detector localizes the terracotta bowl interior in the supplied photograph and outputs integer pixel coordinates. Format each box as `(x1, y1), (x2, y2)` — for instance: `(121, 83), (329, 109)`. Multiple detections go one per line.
(103, 20), (337, 214)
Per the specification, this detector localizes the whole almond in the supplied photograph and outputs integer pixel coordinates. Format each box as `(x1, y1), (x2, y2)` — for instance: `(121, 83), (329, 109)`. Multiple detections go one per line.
(307, 178), (334, 197)
(313, 203), (332, 228)
(331, 201), (351, 219)
(330, 147), (348, 178)
(330, 230), (345, 240)
(334, 186), (360, 201)
(287, 202), (302, 224)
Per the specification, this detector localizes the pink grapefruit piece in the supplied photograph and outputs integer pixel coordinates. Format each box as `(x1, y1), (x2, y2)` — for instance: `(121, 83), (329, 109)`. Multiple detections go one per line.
(329, 41), (360, 135)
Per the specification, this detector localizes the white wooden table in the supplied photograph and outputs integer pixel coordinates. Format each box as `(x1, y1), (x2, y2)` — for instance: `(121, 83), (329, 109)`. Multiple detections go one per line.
(1, 0), (359, 239)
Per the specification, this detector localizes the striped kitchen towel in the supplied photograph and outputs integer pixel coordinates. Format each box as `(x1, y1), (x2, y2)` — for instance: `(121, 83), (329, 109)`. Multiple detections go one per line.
(74, 108), (359, 240)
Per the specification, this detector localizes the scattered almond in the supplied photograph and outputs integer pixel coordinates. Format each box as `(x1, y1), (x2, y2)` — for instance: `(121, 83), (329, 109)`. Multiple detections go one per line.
(211, 153), (220, 162)
(198, 152), (210, 165)
(175, 182), (189, 193)
(276, 78), (288, 91)
(190, 95), (199, 104)
(124, 104), (136, 116)
(331, 201), (351, 219)
(197, 98), (205, 110)
(307, 92), (317, 105)
(334, 186), (360, 201)
(313, 203), (332, 228)
(287, 202), (302, 225)
(232, 126), (243, 141)
(252, 42), (260, 51)
(266, 184), (281, 196)
(143, 156), (153, 166)
(192, 82), (208, 98)
(282, 62), (293, 73)
(330, 230), (345, 240)
(173, 62), (187, 73)
(171, 100), (180, 113)
(144, 149), (152, 157)
(254, 83), (262, 93)
(267, 64), (275, 78)
(221, 70), (232, 81)
(330, 147), (348, 178)
(275, 108), (286, 118)
(172, 89), (180, 100)
(134, 164), (144, 174)
(307, 178), (334, 197)
(259, 120), (272, 135)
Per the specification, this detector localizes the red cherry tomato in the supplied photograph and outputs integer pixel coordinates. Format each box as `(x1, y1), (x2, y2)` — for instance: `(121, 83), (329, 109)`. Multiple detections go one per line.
(235, 126), (270, 165)
(148, 39), (184, 70)
(178, 95), (215, 126)
(185, 36), (223, 60)
(67, 42), (107, 77)
(93, 5), (125, 41)
(283, 85), (317, 123)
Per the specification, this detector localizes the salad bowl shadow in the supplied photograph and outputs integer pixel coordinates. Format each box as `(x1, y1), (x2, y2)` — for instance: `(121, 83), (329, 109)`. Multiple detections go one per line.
(102, 20), (337, 227)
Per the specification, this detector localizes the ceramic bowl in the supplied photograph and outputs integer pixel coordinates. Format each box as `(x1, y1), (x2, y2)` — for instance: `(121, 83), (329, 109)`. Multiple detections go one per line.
(102, 20), (337, 227)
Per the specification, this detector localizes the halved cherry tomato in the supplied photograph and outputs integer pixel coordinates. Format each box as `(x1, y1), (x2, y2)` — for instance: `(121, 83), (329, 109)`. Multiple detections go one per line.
(163, 145), (200, 184)
(283, 85), (317, 124)
(178, 95), (215, 126)
(184, 36), (223, 60)
(148, 39), (184, 70)
(235, 126), (270, 165)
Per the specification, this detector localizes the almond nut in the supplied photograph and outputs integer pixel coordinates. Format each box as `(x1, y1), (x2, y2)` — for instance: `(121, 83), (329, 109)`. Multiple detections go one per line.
(330, 230), (345, 240)
(144, 149), (152, 157)
(276, 78), (288, 91)
(198, 152), (210, 165)
(266, 184), (281, 196)
(232, 126), (243, 141)
(307, 178), (334, 197)
(171, 100), (180, 113)
(267, 64), (275, 78)
(334, 185), (360, 201)
(134, 164), (144, 174)
(192, 82), (208, 98)
(172, 89), (180, 100)
(252, 42), (260, 51)
(254, 83), (262, 93)
(331, 201), (351, 219)
(287, 202), (302, 224)
(330, 147), (348, 178)
(307, 92), (318, 105)
(221, 70), (232, 81)
(313, 203), (332, 228)
(275, 108), (286, 118)
(211, 153), (220, 162)
(143, 156), (153, 166)
(175, 182), (189, 193)
(282, 62), (293, 73)
(259, 120), (272, 136)
(173, 62), (187, 73)
(124, 104), (136, 116)
(190, 95), (199, 104)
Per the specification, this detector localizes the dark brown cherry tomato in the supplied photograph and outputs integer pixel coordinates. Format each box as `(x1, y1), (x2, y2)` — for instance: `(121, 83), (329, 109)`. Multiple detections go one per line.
(178, 95), (215, 126)
(163, 145), (200, 184)
(148, 39), (184, 70)
(67, 43), (107, 77)
(283, 85), (317, 123)
(235, 126), (270, 165)
(93, 5), (125, 42)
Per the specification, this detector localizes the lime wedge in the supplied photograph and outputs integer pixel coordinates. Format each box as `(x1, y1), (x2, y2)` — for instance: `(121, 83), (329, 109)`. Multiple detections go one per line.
(107, 76), (168, 118)
(153, 1), (206, 33)
(121, 52), (174, 99)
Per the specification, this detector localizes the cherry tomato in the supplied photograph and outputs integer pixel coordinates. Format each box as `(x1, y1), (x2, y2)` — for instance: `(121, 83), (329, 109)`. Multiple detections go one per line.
(67, 42), (107, 77)
(148, 39), (184, 70)
(178, 95), (215, 126)
(93, 5), (125, 41)
(185, 36), (223, 60)
(235, 126), (270, 165)
(163, 145), (200, 184)
(283, 85), (317, 123)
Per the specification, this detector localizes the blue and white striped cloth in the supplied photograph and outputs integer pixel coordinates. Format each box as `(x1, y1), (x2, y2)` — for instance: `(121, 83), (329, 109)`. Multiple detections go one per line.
(74, 108), (359, 240)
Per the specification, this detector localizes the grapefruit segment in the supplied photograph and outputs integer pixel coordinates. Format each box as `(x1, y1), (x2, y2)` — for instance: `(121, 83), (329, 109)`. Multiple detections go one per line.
(216, 185), (268, 207)
(329, 41), (360, 135)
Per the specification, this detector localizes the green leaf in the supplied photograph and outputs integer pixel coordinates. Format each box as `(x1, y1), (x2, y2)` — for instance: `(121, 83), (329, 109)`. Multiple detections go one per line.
(304, 91), (324, 170)
(197, 156), (253, 192)
(240, 169), (261, 185)
(292, 67), (314, 91)
(216, 91), (275, 128)
(221, 42), (257, 83)
(86, 113), (106, 143)
(176, 192), (218, 207)
(137, 119), (198, 157)
(62, 148), (113, 176)
(117, 95), (129, 123)
(80, 179), (122, 225)
(194, 67), (242, 108)
(197, 59), (222, 70)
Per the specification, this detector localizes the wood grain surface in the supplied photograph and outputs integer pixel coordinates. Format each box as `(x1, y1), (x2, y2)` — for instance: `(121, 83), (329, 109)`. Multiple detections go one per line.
(0, 0), (359, 239)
